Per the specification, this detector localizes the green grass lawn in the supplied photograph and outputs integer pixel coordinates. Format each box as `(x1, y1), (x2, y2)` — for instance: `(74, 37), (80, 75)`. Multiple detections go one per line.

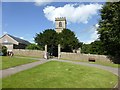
(14, 55), (43, 58)
(61, 58), (119, 68)
(0, 56), (38, 70)
(2, 61), (118, 88)
(93, 61), (120, 68)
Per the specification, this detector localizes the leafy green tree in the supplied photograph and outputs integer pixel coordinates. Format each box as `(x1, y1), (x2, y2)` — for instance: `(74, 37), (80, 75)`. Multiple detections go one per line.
(34, 29), (81, 53)
(26, 44), (42, 50)
(2, 46), (7, 56)
(81, 44), (90, 54)
(98, 2), (120, 63)
(34, 29), (58, 48)
(59, 29), (80, 52)
(81, 41), (106, 55)
(90, 40), (107, 55)
(34, 29), (59, 56)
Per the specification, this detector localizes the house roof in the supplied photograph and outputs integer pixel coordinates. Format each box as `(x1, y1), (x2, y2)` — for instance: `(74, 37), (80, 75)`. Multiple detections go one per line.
(7, 34), (31, 45)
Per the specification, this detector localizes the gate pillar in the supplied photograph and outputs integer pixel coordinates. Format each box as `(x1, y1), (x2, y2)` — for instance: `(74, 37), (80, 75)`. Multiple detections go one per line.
(44, 44), (48, 59)
(58, 44), (61, 59)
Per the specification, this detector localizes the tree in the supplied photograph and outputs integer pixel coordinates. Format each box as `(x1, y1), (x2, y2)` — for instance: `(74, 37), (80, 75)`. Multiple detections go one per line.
(26, 44), (42, 50)
(81, 44), (90, 54)
(34, 29), (81, 53)
(2, 46), (7, 56)
(59, 29), (80, 52)
(34, 29), (59, 56)
(98, 2), (120, 63)
(81, 40), (106, 55)
(34, 29), (58, 47)
(89, 40), (107, 55)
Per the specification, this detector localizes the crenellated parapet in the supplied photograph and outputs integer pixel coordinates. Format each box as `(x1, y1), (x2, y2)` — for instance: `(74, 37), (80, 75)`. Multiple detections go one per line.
(55, 17), (66, 21)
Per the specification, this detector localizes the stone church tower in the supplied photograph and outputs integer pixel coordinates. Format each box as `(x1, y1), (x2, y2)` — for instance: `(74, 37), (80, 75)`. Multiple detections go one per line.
(55, 17), (67, 33)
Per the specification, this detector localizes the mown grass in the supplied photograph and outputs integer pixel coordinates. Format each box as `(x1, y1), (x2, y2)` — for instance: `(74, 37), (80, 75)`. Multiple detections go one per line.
(94, 61), (120, 68)
(61, 58), (120, 68)
(2, 61), (118, 88)
(14, 55), (43, 58)
(0, 56), (38, 70)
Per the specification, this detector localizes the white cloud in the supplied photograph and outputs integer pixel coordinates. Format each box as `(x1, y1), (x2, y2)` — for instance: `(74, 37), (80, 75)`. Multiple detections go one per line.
(83, 25), (99, 44)
(28, 38), (35, 43)
(95, 23), (100, 28)
(77, 24), (99, 44)
(3, 31), (7, 35)
(90, 30), (99, 41)
(43, 3), (102, 24)
(20, 37), (24, 39)
(34, 0), (53, 6)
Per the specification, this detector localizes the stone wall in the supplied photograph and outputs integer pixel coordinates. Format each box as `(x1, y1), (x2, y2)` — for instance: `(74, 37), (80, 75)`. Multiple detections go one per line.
(13, 49), (44, 58)
(12, 49), (112, 63)
(61, 52), (112, 63)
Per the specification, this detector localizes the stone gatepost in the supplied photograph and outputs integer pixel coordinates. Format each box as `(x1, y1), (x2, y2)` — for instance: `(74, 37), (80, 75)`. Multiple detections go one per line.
(44, 44), (47, 59)
(58, 44), (61, 59)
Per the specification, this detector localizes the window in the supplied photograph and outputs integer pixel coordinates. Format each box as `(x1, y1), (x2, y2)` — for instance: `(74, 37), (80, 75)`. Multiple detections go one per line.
(59, 22), (62, 27)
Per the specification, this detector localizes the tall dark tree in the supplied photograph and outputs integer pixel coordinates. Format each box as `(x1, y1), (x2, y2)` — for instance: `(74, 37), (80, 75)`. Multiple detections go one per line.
(98, 2), (120, 63)
(59, 29), (80, 52)
(34, 29), (58, 47)
(34, 29), (59, 56)
(34, 29), (81, 53)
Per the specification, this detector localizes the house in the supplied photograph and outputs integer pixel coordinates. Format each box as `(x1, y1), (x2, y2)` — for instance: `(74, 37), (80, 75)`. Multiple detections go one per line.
(0, 34), (30, 51)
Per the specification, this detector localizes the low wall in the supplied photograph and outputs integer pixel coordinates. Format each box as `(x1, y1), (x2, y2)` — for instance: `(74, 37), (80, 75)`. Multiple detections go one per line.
(12, 49), (112, 63)
(61, 52), (112, 63)
(13, 49), (44, 58)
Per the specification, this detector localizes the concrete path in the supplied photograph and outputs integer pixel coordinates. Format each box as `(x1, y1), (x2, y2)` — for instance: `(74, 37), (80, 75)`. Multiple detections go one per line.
(0, 59), (49, 78)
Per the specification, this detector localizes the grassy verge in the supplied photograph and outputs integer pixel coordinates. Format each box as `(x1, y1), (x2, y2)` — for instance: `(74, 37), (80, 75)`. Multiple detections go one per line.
(94, 61), (119, 68)
(14, 55), (43, 58)
(61, 58), (120, 68)
(2, 61), (118, 88)
(0, 56), (38, 70)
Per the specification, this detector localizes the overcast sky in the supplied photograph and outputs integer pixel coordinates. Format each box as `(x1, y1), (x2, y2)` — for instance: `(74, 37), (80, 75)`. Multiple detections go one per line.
(2, 1), (105, 44)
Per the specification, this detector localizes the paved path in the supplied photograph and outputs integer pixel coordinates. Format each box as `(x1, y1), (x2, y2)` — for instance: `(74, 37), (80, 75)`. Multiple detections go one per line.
(0, 59), (49, 78)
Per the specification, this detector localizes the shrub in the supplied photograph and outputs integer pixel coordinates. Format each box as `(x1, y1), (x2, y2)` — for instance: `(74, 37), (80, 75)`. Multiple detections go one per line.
(2, 46), (7, 56)
(26, 44), (42, 50)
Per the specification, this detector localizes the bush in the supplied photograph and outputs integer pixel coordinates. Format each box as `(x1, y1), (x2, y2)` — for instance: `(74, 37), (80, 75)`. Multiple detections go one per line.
(2, 46), (7, 56)
(26, 44), (42, 50)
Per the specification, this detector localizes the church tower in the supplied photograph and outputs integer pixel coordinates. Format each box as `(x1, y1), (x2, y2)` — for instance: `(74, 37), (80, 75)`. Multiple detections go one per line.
(55, 17), (67, 33)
